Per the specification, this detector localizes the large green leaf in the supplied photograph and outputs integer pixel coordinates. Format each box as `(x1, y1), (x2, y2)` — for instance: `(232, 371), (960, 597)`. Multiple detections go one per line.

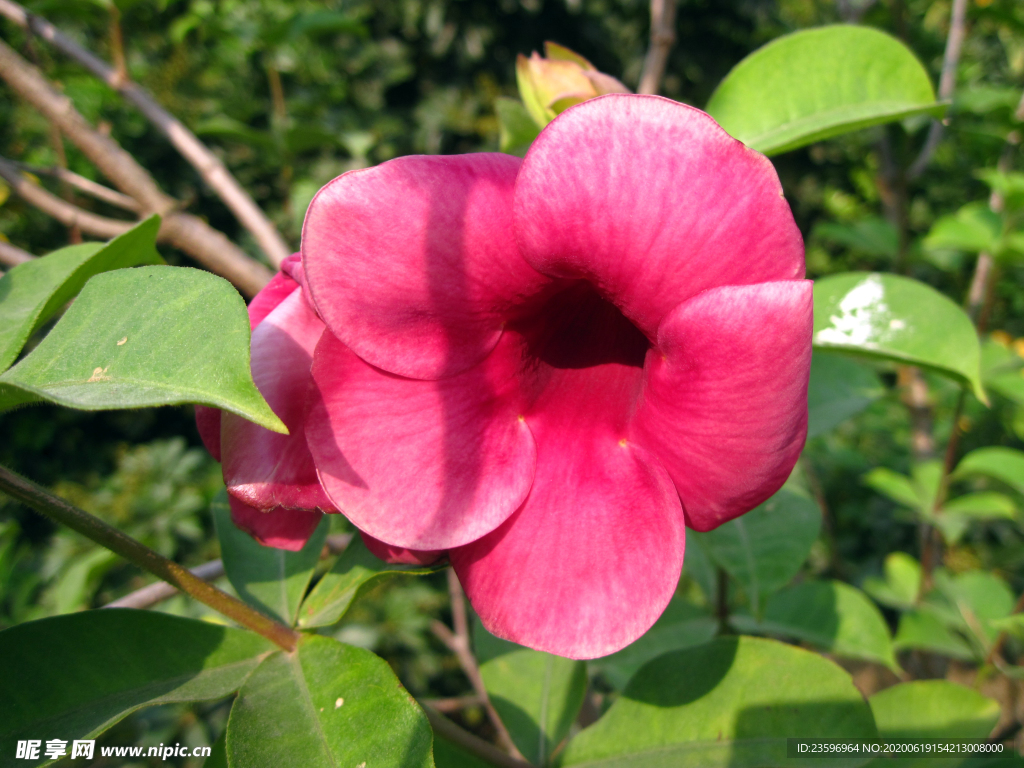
(0, 216), (162, 372)
(731, 580), (899, 671)
(0, 266), (286, 432)
(561, 636), (877, 768)
(590, 599), (718, 690)
(705, 25), (942, 156)
(211, 490), (328, 626)
(813, 272), (985, 401)
(807, 351), (885, 437)
(954, 447), (1024, 495)
(869, 681), (1000, 740)
(225, 634), (434, 768)
(691, 482), (821, 615)
(297, 534), (442, 629)
(0, 609), (273, 768)
(473, 619), (586, 766)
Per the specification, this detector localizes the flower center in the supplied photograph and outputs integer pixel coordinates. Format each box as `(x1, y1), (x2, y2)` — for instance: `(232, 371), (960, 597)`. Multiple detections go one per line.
(509, 282), (650, 433)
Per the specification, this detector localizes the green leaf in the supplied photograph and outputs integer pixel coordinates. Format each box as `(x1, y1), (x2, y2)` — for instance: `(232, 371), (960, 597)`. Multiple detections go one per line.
(731, 580), (898, 671)
(869, 681), (1000, 740)
(813, 272), (985, 401)
(225, 634), (433, 768)
(496, 97), (541, 157)
(705, 25), (942, 156)
(0, 216), (162, 373)
(923, 202), (1002, 256)
(894, 608), (975, 660)
(211, 490), (328, 626)
(433, 736), (492, 768)
(591, 599), (718, 691)
(205, 730), (228, 768)
(954, 447), (1024, 495)
(692, 482), (821, 615)
(807, 351), (885, 437)
(863, 468), (921, 510)
(561, 636), (877, 768)
(931, 570), (1015, 647)
(0, 609), (273, 767)
(297, 533), (442, 629)
(863, 552), (921, 610)
(473, 619), (586, 765)
(0, 266), (287, 433)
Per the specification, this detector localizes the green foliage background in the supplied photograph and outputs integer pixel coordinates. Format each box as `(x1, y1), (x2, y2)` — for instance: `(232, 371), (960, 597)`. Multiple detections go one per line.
(2, 0), (1024, 764)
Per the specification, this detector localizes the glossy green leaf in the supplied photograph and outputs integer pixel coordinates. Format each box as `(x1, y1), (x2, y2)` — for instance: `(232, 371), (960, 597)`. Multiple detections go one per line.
(894, 608), (974, 660)
(561, 636), (877, 768)
(297, 534), (442, 629)
(496, 97), (541, 157)
(705, 25), (942, 156)
(692, 482), (821, 615)
(591, 599), (718, 690)
(954, 447), (1024, 495)
(869, 681), (1000, 740)
(807, 351), (885, 437)
(226, 634), (433, 768)
(732, 580), (898, 671)
(0, 266), (286, 432)
(813, 272), (985, 401)
(0, 216), (162, 373)
(863, 552), (921, 611)
(0, 610), (273, 767)
(923, 202), (1002, 256)
(473, 619), (586, 765)
(211, 490), (328, 626)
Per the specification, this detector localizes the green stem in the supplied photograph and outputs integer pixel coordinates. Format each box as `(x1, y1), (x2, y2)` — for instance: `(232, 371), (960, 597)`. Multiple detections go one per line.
(0, 464), (300, 652)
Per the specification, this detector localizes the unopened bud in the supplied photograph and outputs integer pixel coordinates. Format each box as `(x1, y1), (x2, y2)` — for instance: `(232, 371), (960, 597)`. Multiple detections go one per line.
(516, 42), (629, 127)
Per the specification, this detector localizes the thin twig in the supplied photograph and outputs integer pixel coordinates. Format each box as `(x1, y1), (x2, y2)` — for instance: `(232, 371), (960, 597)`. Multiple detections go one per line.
(103, 533), (353, 611)
(420, 704), (532, 768)
(419, 695), (485, 713)
(637, 0), (677, 95)
(0, 239), (34, 265)
(0, 156), (134, 239)
(431, 569), (525, 760)
(18, 162), (140, 211)
(0, 40), (272, 296)
(0, 464), (300, 652)
(908, 0), (968, 180)
(0, 0), (292, 267)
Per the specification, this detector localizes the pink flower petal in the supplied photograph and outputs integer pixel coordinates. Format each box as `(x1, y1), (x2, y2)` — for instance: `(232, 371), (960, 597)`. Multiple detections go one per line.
(450, 432), (684, 660)
(194, 405), (222, 461)
(305, 330), (536, 550)
(229, 495), (323, 552)
(302, 154), (553, 380)
(194, 264), (301, 461)
(222, 286), (335, 512)
(359, 531), (446, 566)
(513, 95), (804, 339)
(631, 280), (812, 532)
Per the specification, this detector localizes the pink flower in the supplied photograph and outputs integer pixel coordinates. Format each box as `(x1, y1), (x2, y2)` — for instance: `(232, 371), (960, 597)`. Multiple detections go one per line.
(203, 94), (811, 659)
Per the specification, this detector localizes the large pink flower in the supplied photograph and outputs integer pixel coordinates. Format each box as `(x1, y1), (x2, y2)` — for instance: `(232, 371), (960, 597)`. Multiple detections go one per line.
(203, 95), (811, 659)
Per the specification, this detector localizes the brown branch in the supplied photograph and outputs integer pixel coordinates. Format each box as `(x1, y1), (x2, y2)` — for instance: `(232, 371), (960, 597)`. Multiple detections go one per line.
(420, 704), (532, 768)
(0, 39), (272, 296)
(18, 162), (139, 211)
(0, 156), (134, 239)
(431, 569), (525, 761)
(0, 0), (292, 267)
(419, 695), (485, 713)
(908, 0), (968, 180)
(0, 239), (34, 266)
(637, 0), (677, 95)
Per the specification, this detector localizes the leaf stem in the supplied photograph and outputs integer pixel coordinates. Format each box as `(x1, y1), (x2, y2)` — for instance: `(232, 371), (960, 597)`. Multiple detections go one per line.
(0, 464), (301, 652)
(420, 703), (532, 768)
